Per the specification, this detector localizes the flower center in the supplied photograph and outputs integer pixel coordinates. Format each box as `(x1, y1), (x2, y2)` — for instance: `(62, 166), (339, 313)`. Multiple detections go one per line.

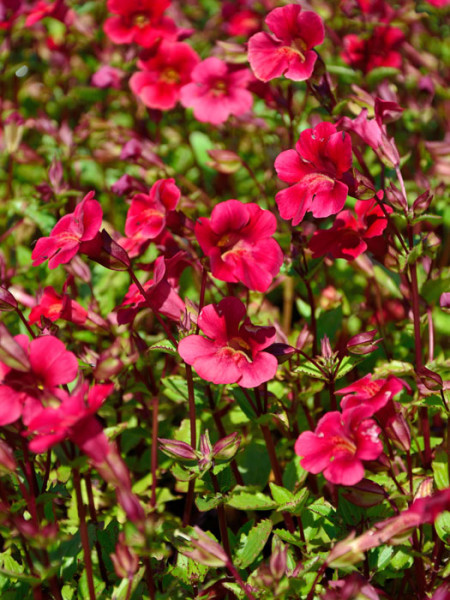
(133, 13), (150, 28)
(226, 337), (253, 362)
(329, 435), (357, 459)
(160, 68), (180, 84)
(212, 79), (228, 96)
(56, 231), (80, 245)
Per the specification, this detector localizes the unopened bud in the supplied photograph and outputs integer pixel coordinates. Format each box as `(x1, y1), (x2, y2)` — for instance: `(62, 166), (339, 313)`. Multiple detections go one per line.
(207, 149), (242, 174)
(80, 230), (131, 271)
(158, 438), (198, 461)
(3, 113), (24, 154)
(0, 324), (30, 371)
(412, 190), (433, 216)
(417, 366), (443, 392)
(342, 478), (386, 507)
(386, 182), (407, 212)
(347, 330), (381, 355)
(269, 542), (287, 580)
(0, 287), (18, 312)
(440, 293), (450, 313)
(199, 431), (213, 470)
(213, 432), (241, 461)
(321, 335), (333, 360)
(0, 439), (16, 473)
(264, 343), (296, 364)
(111, 533), (139, 579)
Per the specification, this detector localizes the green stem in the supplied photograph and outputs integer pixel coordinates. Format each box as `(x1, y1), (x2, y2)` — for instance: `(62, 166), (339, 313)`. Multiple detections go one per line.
(73, 469), (96, 600)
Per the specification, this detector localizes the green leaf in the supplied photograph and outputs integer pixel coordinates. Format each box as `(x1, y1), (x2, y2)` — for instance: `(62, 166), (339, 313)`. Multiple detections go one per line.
(227, 487), (278, 511)
(231, 387), (257, 419)
(376, 546), (394, 570)
(111, 567), (144, 600)
(374, 361), (415, 378)
(170, 554), (208, 586)
(149, 339), (178, 356)
(196, 494), (223, 512)
(234, 519), (272, 568)
(432, 451), (449, 490)
(78, 569), (105, 599)
(269, 483), (294, 505)
(294, 361), (327, 381)
(367, 66), (400, 86)
(335, 355), (364, 381)
(435, 511), (450, 544)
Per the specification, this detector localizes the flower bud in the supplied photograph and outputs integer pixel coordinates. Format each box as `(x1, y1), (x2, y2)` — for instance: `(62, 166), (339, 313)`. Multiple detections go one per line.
(412, 190), (433, 216)
(0, 324), (30, 371)
(48, 159), (64, 191)
(342, 478), (386, 507)
(199, 430), (213, 470)
(80, 230), (131, 271)
(440, 292), (450, 314)
(3, 113), (24, 154)
(158, 438), (198, 461)
(417, 366), (443, 392)
(347, 330), (381, 355)
(213, 432), (241, 461)
(207, 149), (242, 174)
(0, 439), (16, 473)
(0, 287), (18, 312)
(269, 542), (287, 580)
(386, 182), (407, 212)
(111, 533), (139, 579)
(264, 343), (296, 364)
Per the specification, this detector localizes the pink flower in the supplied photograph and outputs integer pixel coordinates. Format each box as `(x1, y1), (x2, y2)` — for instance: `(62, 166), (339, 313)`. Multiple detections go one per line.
(337, 374), (407, 415)
(103, 0), (177, 48)
(32, 191), (102, 269)
(25, 0), (74, 27)
(178, 297), (278, 388)
(247, 4), (324, 82)
(0, 334), (78, 426)
(308, 197), (390, 261)
(29, 286), (87, 326)
(0, 0), (23, 30)
(195, 199), (283, 292)
(129, 40), (200, 110)
(91, 66), (124, 90)
(125, 178), (180, 239)
(275, 122), (353, 226)
(180, 58), (253, 125)
(342, 26), (404, 74)
(26, 381), (113, 462)
(295, 405), (383, 485)
(117, 254), (185, 324)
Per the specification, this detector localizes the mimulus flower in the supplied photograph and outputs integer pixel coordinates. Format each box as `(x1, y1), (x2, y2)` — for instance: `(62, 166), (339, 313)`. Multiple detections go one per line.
(103, 0), (177, 48)
(130, 40), (200, 110)
(295, 405), (383, 485)
(247, 4), (324, 82)
(178, 297), (278, 388)
(342, 26), (404, 74)
(180, 58), (253, 125)
(0, 334), (78, 426)
(32, 191), (102, 269)
(195, 199), (283, 292)
(275, 122), (353, 225)
(29, 286), (87, 326)
(337, 373), (407, 415)
(125, 178), (181, 240)
(308, 197), (390, 261)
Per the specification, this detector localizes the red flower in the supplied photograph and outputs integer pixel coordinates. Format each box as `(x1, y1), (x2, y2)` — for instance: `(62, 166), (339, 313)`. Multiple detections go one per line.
(195, 199), (283, 292)
(129, 40), (200, 110)
(32, 191), (102, 269)
(342, 26), (404, 74)
(180, 58), (253, 125)
(275, 122), (353, 225)
(308, 197), (390, 260)
(0, 0), (23, 30)
(247, 4), (324, 82)
(125, 178), (180, 239)
(25, 0), (74, 27)
(91, 66), (124, 90)
(223, 7), (260, 37)
(178, 297), (278, 388)
(0, 334), (78, 426)
(337, 373), (406, 415)
(117, 255), (185, 324)
(295, 405), (383, 485)
(29, 286), (87, 326)
(26, 381), (113, 462)
(103, 0), (177, 48)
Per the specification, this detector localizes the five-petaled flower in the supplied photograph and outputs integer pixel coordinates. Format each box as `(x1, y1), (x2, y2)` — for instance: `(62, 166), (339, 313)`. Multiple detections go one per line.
(308, 197), (391, 260)
(129, 40), (200, 110)
(195, 199), (283, 292)
(342, 26), (404, 74)
(0, 334), (79, 426)
(337, 373), (407, 415)
(247, 4), (324, 82)
(125, 178), (181, 240)
(178, 297), (278, 388)
(103, 0), (177, 48)
(275, 122), (353, 225)
(32, 191), (102, 269)
(180, 58), (253, 125)
(295, 405), (383, 485)
(29, 286), (88, 326)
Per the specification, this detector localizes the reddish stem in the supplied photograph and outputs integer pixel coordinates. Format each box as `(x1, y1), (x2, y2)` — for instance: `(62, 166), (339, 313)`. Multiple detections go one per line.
(73, 469), (96, 600)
